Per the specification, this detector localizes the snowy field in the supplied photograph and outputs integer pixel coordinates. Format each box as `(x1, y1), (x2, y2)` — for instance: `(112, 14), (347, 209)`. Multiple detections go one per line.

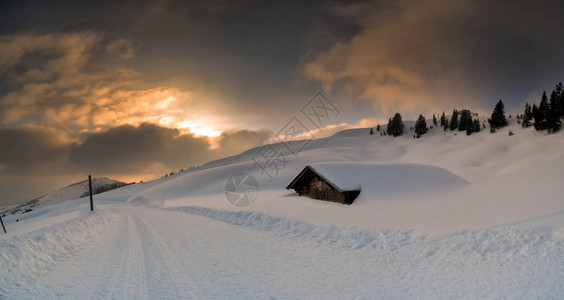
(1, 119), (563, 298)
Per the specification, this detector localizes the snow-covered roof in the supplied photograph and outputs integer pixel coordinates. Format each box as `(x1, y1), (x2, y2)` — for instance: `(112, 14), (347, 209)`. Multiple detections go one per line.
(286, 163), (378, 192)
(308, 163), (362, 192)
(288, 162), (467, 197)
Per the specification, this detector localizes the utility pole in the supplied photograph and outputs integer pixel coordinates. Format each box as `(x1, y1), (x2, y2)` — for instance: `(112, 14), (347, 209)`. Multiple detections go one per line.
(89, 175), (94, 212)
(0, 215), (6, 234)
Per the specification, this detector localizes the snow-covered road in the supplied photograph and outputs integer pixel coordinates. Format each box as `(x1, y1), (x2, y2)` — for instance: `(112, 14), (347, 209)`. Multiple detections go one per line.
(8, 204), (283, 299)
(2, 201), (563, 299)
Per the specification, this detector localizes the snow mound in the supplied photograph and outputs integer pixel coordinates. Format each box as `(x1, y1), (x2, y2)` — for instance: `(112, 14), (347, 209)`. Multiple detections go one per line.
(0, 210), (115, 295)
(308, 162), (466, 198)
(168, 205), (416, 250)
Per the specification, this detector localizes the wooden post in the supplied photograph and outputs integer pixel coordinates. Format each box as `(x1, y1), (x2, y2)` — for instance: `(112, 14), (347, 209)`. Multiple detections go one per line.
(0, 215), (6, 234)
(89, 175), (94, 212)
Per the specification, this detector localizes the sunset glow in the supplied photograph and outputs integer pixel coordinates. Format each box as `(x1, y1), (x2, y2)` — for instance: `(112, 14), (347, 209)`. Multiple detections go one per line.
(177, 120), (221, 138)
(1, 2), (563, 297)
(0, 0), (563, 205)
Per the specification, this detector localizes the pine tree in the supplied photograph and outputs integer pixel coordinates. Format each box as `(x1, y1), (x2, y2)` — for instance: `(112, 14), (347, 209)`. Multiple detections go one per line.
(386, 118), (392, 135)
(459, 110), (472, 132)
(440, 111), (446, 128)
(432, 114), (438, 126)
(534, 92), (549, 131)
(556, 82), (564, 119)
(449, 109), (459, 131)
(522, 102), (532, 128)
(414, 114), (428, 138)
(473, 118), (481, 133)
(388, 113), (405, 137)
(376, 124), (381, 132)
(488, 99), (508, 130)
(464, 115), (474, 135)
(532, 103), (539, 126)
(548, 88), (562, 132)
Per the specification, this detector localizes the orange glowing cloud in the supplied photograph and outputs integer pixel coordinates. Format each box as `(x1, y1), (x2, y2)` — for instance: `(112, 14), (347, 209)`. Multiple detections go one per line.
(0, 31), (278, 201)
(303, 0), (482, 118)
(0, 32), (230, 139)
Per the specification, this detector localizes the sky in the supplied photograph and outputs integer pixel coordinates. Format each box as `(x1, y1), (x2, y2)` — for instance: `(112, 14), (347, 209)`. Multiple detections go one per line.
(1, 0), (563, 205)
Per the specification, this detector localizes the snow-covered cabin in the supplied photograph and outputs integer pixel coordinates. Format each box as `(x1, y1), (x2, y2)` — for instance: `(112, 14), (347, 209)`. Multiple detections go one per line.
(286, 164), (361, 205)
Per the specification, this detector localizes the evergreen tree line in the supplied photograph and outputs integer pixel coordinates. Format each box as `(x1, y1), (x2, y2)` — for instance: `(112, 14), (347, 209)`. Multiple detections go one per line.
(442, 109), (482, 135)
(521, 82), (563, 133)
(370, 81), (563, 138)
(374, 108), (482, 138)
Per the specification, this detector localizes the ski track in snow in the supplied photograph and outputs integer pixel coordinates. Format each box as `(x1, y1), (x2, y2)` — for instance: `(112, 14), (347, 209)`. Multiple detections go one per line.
(1, 203), (562, 299)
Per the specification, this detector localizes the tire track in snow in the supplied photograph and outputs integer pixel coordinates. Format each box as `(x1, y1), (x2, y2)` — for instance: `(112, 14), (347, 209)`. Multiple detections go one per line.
(100, 211), (148, 299)
(24, 206), (149, 299)
(145, 206), (294, 298)
(130, 208), (204, 299)
(91, 205), (202, 299)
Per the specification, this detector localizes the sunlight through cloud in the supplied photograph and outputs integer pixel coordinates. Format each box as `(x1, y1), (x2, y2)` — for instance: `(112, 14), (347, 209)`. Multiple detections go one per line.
(177, 120), (221, 137)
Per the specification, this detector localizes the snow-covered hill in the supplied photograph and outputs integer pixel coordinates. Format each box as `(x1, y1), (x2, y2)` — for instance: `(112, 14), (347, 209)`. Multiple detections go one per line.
(3, 177), (126, 215)
(1, 117), (563, 298)
(127, 117), (564, 234)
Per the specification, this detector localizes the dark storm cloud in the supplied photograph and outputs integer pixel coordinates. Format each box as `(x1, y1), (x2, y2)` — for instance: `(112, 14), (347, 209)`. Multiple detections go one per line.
(69, 123), (211, 173)
(0, 122), (272, 205)
(0, 126), (69, 172)
(70, 123), (272, 174)
(303, 0), (564, 117)
(0, 123), (269, 177)
(215, 129), (273, 155)
(0, 126), (74, 205)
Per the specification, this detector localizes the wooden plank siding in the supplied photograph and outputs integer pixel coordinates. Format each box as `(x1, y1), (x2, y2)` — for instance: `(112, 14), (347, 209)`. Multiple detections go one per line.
(286, 166), (360, 205)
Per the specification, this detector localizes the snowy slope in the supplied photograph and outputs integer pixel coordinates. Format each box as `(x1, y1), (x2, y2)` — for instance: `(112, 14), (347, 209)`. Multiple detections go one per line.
(1, 117), (563, 298)
(2, 177), (127, 216)
(129, 117), (564, 234)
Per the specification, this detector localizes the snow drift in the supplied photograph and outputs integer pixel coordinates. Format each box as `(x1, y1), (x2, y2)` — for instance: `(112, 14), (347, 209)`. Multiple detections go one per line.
(307, 162), (466, 200)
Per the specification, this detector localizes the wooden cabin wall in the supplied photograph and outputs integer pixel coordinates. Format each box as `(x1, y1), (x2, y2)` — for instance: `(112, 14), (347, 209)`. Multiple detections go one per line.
(299, 176), (347, 204)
